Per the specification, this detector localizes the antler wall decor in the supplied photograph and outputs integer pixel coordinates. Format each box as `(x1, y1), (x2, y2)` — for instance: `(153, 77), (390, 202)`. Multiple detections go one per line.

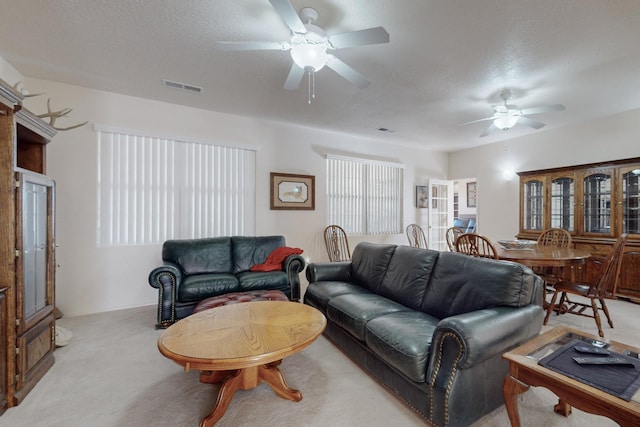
(12, 81), (45, 98)
(36, 98), (88, 131)
(12, 81), (88, 131)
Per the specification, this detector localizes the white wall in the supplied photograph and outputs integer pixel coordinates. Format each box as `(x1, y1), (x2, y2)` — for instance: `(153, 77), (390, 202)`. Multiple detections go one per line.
(13, 70), (639, 318)
(448, 109), (640, 242)
(0, 57), (22, 88)
(18, 77), (448, 317)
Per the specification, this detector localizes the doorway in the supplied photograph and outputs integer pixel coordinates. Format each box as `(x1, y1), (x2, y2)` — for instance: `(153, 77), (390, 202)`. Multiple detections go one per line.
(453, 178), (478, 234)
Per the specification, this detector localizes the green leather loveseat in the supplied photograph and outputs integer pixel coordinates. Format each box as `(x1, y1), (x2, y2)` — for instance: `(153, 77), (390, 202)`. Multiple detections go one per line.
(148, 235), (305, 327)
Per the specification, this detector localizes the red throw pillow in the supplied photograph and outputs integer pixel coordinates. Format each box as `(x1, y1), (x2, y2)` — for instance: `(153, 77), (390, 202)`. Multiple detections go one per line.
(249, 263), (282, 272)
(250, 246), (303, 272)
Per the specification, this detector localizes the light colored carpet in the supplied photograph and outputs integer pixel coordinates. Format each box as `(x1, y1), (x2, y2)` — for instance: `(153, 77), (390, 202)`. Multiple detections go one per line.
(1, 296), (638, 427)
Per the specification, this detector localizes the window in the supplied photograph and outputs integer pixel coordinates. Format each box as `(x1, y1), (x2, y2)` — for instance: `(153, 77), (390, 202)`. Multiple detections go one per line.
(326, 155), (403, 235)
(96, 127), (256, 246)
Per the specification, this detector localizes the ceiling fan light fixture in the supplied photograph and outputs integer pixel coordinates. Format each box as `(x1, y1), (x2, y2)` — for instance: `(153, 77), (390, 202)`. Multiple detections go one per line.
(290, 33), (329, 71)
(493, 115), (519, 130)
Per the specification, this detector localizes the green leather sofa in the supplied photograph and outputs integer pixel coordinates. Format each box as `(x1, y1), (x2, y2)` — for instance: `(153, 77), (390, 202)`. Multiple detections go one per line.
(305, 242), (544, 427)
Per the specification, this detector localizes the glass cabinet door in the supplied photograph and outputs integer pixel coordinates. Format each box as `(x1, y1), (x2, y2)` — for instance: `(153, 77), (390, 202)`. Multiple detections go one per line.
(23, 179), (49, 319)
(15, 171), (55, 334)
(521, 176), (546, 231)
(582, 168), (613, 236)
(550, 174), (575, 232)
(620, 166), (640, 236)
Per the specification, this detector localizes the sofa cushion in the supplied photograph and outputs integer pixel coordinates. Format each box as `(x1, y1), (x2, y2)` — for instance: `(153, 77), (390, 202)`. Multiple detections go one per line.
(327, 293), (409, 341)
(365, 311), (439, 383)
(163, 237), (233, 275)
(350, 243), (397, 292)
(420, 251), (537, 319)
(304, 281), (370, 312)
(232, 236), (286, 273)
(378, 246), (440, 310)
(178, 273), (239, 302)
(236, 270), (290, 293)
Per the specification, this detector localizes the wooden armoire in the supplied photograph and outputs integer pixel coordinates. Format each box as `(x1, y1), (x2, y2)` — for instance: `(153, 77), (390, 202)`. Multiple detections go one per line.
(0, 79), (57, 413)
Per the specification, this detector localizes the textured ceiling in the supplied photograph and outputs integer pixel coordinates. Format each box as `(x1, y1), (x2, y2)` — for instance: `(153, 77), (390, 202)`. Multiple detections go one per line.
(1, 0), (640, 152)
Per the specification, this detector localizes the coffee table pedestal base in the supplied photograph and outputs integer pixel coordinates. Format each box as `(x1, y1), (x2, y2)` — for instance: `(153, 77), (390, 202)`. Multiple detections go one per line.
(199, 361), (302, 427)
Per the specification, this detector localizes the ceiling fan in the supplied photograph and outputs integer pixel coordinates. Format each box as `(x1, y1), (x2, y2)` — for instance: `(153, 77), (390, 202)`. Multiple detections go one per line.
(216, 0), (389, 100)
(465, 89), (565, 137)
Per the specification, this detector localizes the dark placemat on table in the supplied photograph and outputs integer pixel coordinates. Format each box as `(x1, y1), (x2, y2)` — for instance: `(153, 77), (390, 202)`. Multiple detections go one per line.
(539, 339), (640, 401)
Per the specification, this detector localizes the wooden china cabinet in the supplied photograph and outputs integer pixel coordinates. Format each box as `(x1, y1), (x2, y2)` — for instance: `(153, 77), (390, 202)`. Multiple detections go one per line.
(0, 79), (57, 414)
(517, 158), (640, 301)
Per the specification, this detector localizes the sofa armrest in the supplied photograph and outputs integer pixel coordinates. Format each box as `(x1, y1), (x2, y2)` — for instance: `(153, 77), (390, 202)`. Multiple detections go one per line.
(283, 254), (306, 301)
(149, 262), (183, 289)
(430, 305), (544, 371)
(148, 262), (183, 327)
(426, 305), (542, 426)
(305, 262), (352, 283)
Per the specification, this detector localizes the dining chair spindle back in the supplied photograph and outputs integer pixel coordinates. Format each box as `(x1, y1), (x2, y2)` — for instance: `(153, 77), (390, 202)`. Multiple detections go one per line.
(406, 224), (428, 249)
(324, 225), (351, 262)
(455, 233), (499, 260)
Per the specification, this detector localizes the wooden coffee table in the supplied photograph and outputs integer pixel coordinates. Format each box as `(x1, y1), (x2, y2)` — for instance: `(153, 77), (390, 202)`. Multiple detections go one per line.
(503, 326), (640, 426)
(158, 301), (326, 427)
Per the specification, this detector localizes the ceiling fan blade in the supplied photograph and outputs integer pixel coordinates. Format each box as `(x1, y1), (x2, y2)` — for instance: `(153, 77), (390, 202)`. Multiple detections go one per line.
(327, 26), (390, 49)
(520, 104), (566, 115)
(519, 116), (546, 129)
(491, 104), (519, 113)
(284, 64), (305, 90)
(462, 116), (496, 125)
(326, 57), (370, 89)
(480, 123), (497, 137)
(269, 0), (307, 34)
(217, 41), (290, 51)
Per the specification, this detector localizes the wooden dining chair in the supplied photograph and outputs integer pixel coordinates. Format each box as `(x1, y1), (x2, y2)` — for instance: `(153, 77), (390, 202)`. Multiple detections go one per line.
(324, 225), (351, 262)
(455, 233), (499, 260)
(537, 228), (572, 248)
(535, 228), (572, 286)
(406, 224), (428, 249)
(446, 226), (464, 251)
(544, 234), (628, 338)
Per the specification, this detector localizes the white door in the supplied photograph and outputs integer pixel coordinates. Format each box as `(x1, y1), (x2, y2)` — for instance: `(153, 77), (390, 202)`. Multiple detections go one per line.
(428, 179), (454, 251)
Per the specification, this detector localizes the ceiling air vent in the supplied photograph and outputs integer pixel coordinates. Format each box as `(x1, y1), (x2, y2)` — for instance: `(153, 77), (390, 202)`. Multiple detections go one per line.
(162, 79), (202, 94)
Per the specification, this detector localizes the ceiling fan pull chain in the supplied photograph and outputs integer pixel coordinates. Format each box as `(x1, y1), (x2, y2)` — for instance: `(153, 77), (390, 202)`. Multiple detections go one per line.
(307, 69), (317, 104)
(308, 69), (312, 104)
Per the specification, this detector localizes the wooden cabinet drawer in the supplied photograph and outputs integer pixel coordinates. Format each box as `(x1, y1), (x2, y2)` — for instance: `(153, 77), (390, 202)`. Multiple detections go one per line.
(14, 313), (55, 404)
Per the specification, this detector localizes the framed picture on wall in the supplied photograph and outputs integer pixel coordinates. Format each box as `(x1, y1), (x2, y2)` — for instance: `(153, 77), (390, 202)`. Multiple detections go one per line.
(467, 182), (477, 207)
(270, 172), (315, 210)
(416, 185), (428, 208)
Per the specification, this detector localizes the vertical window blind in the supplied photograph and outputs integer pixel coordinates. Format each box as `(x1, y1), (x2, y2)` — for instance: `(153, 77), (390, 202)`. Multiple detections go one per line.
(326, 155), (403, 235)
(97, 129), (256, 246)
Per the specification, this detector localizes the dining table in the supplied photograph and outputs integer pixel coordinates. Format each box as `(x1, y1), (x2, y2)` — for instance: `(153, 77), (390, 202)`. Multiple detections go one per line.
(496, 244), (591, 281)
